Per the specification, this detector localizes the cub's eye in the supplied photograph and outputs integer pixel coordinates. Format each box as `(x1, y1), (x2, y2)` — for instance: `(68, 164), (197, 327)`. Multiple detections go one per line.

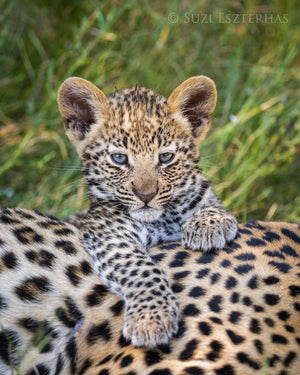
(111, 153), (128, 165)
(159, 152), (174, 164)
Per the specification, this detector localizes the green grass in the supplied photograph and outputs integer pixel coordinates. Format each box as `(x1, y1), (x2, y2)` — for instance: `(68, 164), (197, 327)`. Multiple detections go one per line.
(0, 0), (299, 222)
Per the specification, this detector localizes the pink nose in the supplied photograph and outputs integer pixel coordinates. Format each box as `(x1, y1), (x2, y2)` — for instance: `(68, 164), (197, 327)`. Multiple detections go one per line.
(132, 185), (158, 204)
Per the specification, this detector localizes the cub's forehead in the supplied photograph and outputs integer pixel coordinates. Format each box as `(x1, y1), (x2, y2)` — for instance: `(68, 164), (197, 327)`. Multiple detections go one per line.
(107, 86), (169, 133)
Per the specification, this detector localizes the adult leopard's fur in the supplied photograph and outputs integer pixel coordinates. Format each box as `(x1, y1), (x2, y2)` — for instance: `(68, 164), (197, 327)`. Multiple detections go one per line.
(0, 210), (299, 375)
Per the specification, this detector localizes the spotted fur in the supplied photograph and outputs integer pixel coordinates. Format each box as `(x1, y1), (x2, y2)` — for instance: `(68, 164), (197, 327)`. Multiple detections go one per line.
(57, 76), (237, 346)
(0, 210), (299, 374)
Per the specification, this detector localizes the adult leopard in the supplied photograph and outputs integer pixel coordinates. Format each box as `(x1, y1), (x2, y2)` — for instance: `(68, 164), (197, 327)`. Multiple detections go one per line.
(0, 210), (299, 374)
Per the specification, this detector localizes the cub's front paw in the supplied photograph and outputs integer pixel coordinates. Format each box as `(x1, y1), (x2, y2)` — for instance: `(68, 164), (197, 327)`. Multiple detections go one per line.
(182, 211), (238, 251)
(123, 289), (179, 348)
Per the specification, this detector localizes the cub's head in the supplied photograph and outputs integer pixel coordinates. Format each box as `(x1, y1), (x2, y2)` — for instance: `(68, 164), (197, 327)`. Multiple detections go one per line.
(58, 76), (217, 222)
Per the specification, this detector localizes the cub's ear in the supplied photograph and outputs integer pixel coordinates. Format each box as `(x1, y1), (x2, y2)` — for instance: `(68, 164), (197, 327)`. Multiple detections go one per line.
(57, 77), (109, 151)
(168, 76), (217, 142)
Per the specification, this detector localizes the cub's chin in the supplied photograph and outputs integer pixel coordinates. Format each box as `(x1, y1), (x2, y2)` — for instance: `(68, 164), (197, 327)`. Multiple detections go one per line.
(129, 207), (163, 222)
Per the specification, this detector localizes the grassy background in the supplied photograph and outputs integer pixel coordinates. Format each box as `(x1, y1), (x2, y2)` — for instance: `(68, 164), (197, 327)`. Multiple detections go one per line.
(0, 0), (299, 222)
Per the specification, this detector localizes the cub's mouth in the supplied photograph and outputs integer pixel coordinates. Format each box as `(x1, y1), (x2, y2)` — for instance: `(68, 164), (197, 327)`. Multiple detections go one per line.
(129, 206), (163, 222)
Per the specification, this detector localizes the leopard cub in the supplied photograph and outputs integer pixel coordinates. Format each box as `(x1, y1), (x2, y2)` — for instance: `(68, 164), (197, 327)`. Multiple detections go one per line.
(58, 75), (237, 347)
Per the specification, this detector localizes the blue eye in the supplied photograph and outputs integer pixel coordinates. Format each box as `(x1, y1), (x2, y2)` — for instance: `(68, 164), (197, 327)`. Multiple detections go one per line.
(159, 152), (174, 164)
(111, 153), (128, 165)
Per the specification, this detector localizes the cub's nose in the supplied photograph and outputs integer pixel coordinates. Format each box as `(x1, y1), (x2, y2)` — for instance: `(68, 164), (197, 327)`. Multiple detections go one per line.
(132, 185), (158, 204)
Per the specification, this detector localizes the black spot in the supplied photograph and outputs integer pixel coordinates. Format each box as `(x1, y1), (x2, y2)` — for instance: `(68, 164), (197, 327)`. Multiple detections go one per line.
(237, 352), (261, 370)
(235, 252), (256, 261)
(197, 253), (216, 264)
(206, 340), (223, 361)
(13, 226), (44, 244)
(97, 354), (113, 366)
(110, 300), (124, 316)
(242, 296), (252, 306)
(145, 350), (162, 366)
(65, 265), (81, 286)
(189, 286), (206, 297)
(226, 242), (241, 251)
(281, 228), (300, 244)
(248, 275), (258, 289)
(268, 354), (280, 367)
(253, 305), (264, 312)
(55, 353), (64, 374)
(151, 253), (165, 262)
(238, 228), (253, 235)
(209, 317), (222, 324)
(246, 238), (266, 247)
(65, 297), (83, 321)
(234, 264), (254, 274)
(210, 273), (221, 285)
(15, 276), (52, 301)
(25, 249), (56, 268)
(179, 339), (198, 361)
(229, 311), (242, 324)
(171, 283), (185, 293)
(263, 276), (279, 285)
(120, 355), (133, 367)
(86, 284), (108, 307)
(0, 330), (19, 364)
(98, 370), (109, 375)
(169, 251), (191, 267)
(198, 321), (212, 335)
(174, 319), (186, 339)
(281, 245), (298, 258)
(149, 370), (171, 375)
(254, 339), (264, 354)
(183, 304), (200, 316)
(272, 334), (288, 344)
(54, 227), (74, 236)
(264, 250), (285, 259)
(55, 240), (77, 255)
(278, 311), (290, 321)
(66, 337), (77, 375)
(226, 329), (245, 344)
(264, 294), (280, 305)
(173, 270), (190, 280)
(268, 261), (291, 273)
(295, 302), (300, 311)
(208, 295), (222, 312)
(283, 351), (296, 367)
(184, 366), (204, 375)
(196, 268), (210, 279)
(80, 260), (93, 275)
(87, 322), (111, 343)
(289, 285), (300, 297)
(285, 324), (294, 332)
(215, 365), (235, 375)
(159, 243), (179, 250)
(220, 259), (231, 268)
(250, 318), (261, 334)
(78, 359), (92, 375)
(2, 251), (18, 269)
(263, 231), (281, 242)
(0, 295), (7, 310)
(0, 214), (20, 224)
(225, 276), (237, 289)
(264, 317), (275, 327)
(230, 292), (240, 303)
(55, 305), (77, 329)
(118, 334), (131, 347)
